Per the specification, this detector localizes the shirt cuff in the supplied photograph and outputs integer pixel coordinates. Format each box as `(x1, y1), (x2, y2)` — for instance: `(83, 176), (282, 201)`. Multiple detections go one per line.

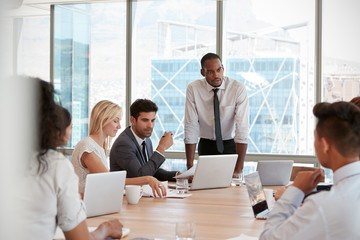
(281, 186), (305, 207)
(155, 150), (165, 158)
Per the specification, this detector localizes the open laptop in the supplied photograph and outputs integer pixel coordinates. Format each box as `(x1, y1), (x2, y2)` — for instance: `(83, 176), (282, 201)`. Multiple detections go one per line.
(83, 171), (126, 217)
(256, 160), (293, 186)
(244, 171), (269, 219)
(190, 154), (237, 190)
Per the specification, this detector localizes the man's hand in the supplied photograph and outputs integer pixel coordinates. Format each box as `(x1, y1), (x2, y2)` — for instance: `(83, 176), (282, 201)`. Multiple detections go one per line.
(156, 131), (173, 154)
(292, 168), (325, 194)
(274, 186), (288, 201)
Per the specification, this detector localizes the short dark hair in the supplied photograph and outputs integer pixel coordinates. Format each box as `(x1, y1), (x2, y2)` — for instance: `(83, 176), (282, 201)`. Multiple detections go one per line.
(313, 101), (360, 157)
(200, 52), (222, 69)
(130, 99), (158, 120)
(350, 96), (360, 108)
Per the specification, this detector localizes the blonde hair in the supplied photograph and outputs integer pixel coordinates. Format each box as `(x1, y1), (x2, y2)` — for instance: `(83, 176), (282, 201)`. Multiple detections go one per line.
(89, 100), (122, 155)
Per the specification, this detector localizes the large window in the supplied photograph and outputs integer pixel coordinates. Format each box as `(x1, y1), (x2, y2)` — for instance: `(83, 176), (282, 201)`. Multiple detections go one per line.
(53, 3), (126, 148)
(322, 0), (360, 102)
(131, 0), (216, 151)
(320, 0), (360, 182)
(17, 17), (50, 80)
(223, 0), (315, 155)
(48, 0), (359, 170)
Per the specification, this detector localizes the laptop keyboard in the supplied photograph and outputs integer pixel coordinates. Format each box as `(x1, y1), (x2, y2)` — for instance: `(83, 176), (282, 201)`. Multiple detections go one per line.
(256, 210), (269, 219)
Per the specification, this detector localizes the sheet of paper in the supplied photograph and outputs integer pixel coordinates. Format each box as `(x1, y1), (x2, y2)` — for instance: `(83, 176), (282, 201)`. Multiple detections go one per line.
(141, 184), (192, 198)
(227, 233), (258, 240)
(174, 164), (196, 179)
(53, 227), (130, 239)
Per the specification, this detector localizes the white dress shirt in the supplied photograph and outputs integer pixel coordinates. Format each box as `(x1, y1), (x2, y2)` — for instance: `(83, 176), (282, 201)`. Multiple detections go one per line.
(184, 76), (249, 144)
(130, 125), (164, 158)
(23, 150), (87, 239)
(260, 161), (360, 240)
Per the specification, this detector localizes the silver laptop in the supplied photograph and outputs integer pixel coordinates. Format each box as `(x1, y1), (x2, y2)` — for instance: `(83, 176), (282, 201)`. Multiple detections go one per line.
(256, 160), (293, 186)
(244, 171), (269, 219)
(84, 171), (126, 217)
(190, 154), (237, 190)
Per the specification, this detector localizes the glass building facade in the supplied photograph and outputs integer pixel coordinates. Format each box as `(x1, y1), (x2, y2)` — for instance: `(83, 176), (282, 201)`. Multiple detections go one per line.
(53, 5), (90, 148)
(151, 57), (299, 154)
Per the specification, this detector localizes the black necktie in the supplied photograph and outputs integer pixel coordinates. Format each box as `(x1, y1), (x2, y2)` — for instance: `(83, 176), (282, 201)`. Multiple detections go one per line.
(141, 141), (148, 164)
(213, 88), (224, 153)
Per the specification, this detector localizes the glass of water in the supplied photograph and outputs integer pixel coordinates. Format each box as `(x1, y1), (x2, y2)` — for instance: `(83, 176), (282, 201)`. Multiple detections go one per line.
(176, 178), (189, 193)
(176, 222), (196, 240)
(231, 172), (243, 186)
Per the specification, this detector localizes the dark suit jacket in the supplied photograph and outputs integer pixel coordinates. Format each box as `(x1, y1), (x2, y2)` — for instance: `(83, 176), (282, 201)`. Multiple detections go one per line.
(110, 126), (177, 181)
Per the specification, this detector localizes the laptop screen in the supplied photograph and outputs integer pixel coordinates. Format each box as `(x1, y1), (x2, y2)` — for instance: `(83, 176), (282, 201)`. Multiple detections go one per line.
(244, 171), (269, 216)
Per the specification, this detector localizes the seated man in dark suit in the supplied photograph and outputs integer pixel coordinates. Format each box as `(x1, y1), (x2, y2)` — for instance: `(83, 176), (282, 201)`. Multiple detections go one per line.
(110, 99), (178, 181)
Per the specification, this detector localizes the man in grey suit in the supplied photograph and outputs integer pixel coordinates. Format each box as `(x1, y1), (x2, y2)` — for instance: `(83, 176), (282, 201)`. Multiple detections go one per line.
(110, 99), (178, 181)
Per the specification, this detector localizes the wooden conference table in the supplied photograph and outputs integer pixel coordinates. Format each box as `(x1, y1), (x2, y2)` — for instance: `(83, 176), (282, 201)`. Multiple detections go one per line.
(86, 185), (269, 240)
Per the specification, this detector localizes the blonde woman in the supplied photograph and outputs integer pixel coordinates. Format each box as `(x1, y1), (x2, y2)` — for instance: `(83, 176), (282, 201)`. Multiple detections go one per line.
(71, 100), (166, 198)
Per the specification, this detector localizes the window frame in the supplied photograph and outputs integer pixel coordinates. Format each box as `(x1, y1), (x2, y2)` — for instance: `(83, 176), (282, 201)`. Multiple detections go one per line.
(47, 0), (324, 166)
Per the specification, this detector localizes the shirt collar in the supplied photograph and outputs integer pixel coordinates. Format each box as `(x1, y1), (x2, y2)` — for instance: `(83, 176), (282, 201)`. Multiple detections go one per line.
(130, 126), (145, 147)
(204, 76), (227, 93)
(333, 161), (360, 184)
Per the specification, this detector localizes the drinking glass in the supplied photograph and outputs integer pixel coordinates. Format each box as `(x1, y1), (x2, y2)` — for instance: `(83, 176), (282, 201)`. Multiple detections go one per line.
(175, 222), (196, 240)
(231, 172), (244, 186)
(176, 178), (189, 194)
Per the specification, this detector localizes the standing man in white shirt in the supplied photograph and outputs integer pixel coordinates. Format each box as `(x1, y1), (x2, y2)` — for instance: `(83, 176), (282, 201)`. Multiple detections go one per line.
(260, 101), (360, 240)
(184, 53), (249, 176)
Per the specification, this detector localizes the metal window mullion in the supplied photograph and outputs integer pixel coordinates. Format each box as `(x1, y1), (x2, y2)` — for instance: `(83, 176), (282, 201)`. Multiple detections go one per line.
(315, 0), (322, 104)
(50, 5), (54, 84)
(216, 0), (223, 59)
(125, 0), (132, 127)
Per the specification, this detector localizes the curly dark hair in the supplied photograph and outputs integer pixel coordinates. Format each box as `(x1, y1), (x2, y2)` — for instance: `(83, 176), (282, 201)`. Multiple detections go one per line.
(57, 105), (72, 145)
(313, 101), (360, 157)
(36, 78), (65, 173)
(130, 99), (158, 120)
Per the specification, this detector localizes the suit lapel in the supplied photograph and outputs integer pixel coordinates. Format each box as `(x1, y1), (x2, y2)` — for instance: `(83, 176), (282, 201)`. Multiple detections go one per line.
(125, 127), (147, 165)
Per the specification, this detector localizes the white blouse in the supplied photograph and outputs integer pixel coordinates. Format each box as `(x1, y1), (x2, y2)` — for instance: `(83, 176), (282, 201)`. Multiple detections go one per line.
(71, 136), (108, 193)
(23, 149), (86, 239)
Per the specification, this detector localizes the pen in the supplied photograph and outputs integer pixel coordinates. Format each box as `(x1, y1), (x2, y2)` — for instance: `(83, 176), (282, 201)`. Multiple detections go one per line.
(162, 133), (173, 137)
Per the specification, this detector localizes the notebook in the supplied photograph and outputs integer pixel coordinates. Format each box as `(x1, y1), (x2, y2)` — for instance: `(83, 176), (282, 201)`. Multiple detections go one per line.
(244, 171), (269, 219)
(190, 154), (237, 190)
(84, 171), (126, 217)
(256, 160), (293, 186)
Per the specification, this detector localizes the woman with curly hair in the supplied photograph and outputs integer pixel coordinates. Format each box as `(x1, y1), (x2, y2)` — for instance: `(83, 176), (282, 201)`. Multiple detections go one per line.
(23, 78), (123, 240)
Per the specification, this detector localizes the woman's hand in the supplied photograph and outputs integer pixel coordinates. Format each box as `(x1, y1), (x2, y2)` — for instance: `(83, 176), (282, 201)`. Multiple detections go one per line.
(90, 219), (123, 240)
(147, 176), (167, 198)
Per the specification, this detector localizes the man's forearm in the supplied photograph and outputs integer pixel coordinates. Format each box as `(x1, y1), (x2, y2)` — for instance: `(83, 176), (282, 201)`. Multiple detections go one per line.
(235, 143), (247, 173)
(185, 144), (197, 169)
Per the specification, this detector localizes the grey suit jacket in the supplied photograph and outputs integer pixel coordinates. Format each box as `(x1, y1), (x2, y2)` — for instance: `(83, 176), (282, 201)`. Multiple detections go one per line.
(110, 126), (177, 181)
